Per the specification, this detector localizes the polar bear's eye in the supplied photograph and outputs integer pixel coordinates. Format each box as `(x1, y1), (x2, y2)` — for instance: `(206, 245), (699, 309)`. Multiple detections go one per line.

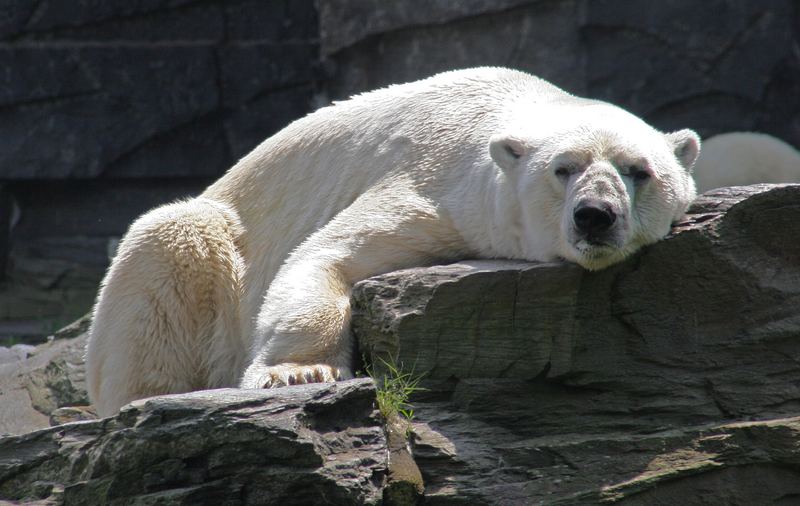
(628, 166), (651, 183)
(554, 166), (571, 179)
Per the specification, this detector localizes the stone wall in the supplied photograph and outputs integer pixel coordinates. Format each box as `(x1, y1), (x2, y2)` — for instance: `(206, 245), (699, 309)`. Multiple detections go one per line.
(318, 0), (800, 143)
(1, 0), (798, 343)
(0, 0), (318, 342)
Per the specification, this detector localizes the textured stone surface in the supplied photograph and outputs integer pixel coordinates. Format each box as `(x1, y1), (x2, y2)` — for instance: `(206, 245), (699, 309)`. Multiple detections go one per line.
(0, 333), (87, 436)
(0, 0), (319, 344)
(0, 268), (102, 346)
(0, 179), (210, 345)
(353, 184), (800, 504)
(318, 0), (534, 56)
(0, 184), (11, 279)
(410, 414), (800, 505)
(0, 0), (317, 180)
(0, 344), (35, 365)
(320, 0), (585, 102)
(384, 415), (425, 505)
(414, 414), (800, 506)
(0, 43), (315, 180)
(0, 379), (387, 505)
(583, 0), (798, 141)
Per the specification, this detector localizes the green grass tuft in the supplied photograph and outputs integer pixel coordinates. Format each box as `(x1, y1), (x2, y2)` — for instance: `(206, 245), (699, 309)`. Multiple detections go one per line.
(368, 357), (426, 423)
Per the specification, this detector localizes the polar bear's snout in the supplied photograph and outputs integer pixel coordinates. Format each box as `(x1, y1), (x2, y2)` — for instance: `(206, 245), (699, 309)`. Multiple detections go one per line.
(573, 199), (617, 243)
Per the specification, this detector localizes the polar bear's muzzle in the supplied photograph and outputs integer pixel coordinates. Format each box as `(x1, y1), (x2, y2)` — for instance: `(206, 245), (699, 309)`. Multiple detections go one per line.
(563, 196), (631, 270)
(573, 199), (617, 243)
(571, 198), (623, 248)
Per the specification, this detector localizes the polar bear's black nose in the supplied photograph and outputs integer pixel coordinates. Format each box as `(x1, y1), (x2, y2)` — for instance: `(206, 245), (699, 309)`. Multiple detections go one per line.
(574, 201), (616, 236)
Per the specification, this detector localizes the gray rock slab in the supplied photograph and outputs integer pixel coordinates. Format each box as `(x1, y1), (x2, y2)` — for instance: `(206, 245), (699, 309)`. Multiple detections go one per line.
(0, 379), (387, 505)
(0, 332), (88, 436)
(412, 413), (800, 505)
(353, 184), (800, 504)
(0, 345), (36, 365)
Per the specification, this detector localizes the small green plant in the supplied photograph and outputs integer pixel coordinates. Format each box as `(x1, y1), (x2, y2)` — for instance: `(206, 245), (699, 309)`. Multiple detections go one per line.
(368, 357), (425, 423)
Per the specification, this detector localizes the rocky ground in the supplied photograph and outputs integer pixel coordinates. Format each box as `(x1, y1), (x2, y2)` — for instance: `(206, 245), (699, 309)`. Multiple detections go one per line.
(0, 344), (35, 365)
(2, 185), (800, 505)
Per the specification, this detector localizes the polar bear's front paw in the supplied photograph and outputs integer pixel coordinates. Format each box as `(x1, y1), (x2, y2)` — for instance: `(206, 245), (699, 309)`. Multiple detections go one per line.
(248, 363), (354, 389)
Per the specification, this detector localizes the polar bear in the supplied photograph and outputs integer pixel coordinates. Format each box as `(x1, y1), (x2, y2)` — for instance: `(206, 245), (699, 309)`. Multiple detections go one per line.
(86, 67), (700, 416)
(693, 132), (800, 192)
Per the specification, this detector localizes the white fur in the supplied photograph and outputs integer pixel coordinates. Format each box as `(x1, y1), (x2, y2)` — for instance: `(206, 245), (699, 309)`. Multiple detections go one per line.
(693, 132), (800, 192)
(86, 67), (699, 416)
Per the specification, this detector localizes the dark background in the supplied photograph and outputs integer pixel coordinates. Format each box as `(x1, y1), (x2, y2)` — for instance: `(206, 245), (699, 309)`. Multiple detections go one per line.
(1, 0), (798, 343)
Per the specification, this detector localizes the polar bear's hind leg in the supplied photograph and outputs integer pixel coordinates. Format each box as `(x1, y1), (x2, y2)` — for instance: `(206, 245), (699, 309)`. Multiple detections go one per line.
(86, 198), (245, 416)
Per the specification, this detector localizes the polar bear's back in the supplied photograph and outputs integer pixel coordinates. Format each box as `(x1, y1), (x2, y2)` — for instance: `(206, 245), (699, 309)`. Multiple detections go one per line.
(346, 66), (566, 108)
(202, 67), (573, 329)
(205, 67), (569, 254)
(220, 67), (568, 183)
(693, 132), (800, 192)
(292, 67), (568, 165)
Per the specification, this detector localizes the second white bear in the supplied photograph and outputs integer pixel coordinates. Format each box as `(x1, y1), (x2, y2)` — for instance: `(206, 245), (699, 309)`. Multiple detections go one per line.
(693, 132), (800, 192)
(86, 67), (700, 416)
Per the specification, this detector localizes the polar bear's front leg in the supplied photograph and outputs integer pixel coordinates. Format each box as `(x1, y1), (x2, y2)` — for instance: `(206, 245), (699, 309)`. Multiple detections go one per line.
(240, 188), (464, 389)
(240, 253), (358, 388)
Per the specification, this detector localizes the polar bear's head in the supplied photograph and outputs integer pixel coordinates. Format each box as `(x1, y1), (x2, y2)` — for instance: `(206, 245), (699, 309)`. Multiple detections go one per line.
(489, 102), (699, 271)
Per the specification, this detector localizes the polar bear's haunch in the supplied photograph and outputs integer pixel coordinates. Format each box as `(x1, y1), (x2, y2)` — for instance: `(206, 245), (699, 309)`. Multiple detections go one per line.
(86, 67), (700, 415)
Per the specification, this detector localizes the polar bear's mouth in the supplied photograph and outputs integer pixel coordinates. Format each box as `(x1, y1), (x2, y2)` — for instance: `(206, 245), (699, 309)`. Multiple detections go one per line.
(569, 237), (628, 270)
(574, 238), (619, 255)
(560, 215), (628, 269)
(581, 236), (615, 248)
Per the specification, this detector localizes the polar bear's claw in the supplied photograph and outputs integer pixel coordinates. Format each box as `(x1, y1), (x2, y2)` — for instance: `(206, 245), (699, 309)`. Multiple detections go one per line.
(256, 364), (354, 389)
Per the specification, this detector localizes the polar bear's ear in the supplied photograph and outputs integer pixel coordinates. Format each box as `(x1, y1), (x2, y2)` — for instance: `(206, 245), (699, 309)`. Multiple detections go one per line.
(489, 134), (529, 171)
(666, 129), (701, 171)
